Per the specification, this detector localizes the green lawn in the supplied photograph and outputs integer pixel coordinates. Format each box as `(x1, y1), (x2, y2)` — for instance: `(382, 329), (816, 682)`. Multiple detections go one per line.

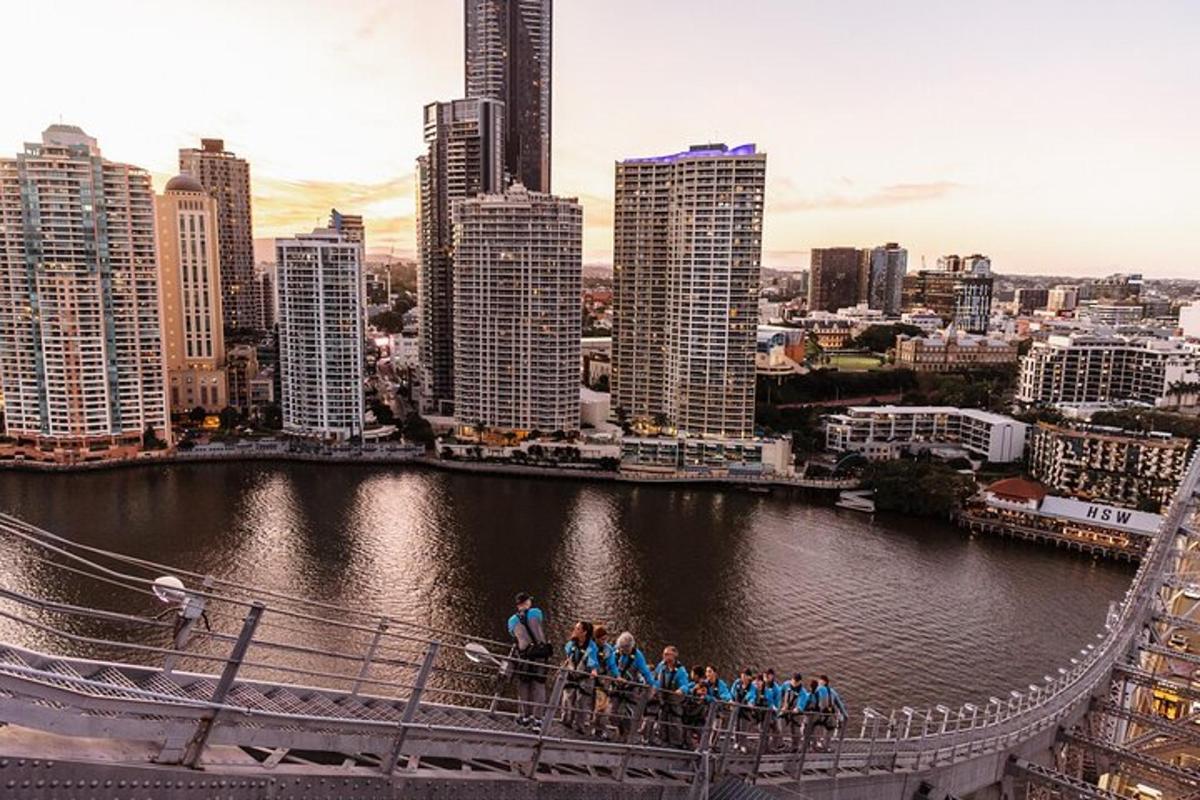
(825, 354), (886, 371)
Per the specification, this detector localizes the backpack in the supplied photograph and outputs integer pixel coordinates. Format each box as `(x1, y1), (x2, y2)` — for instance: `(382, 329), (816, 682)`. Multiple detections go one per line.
(515, 611), (553, 660)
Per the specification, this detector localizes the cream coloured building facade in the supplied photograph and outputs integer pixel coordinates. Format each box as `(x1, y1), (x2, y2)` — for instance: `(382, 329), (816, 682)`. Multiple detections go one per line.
(452, 185), (581, 433)
(156, 175), (227, 413)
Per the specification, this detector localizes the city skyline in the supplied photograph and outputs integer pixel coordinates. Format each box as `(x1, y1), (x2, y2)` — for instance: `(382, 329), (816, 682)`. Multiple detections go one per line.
(3, 1), (1197, 277)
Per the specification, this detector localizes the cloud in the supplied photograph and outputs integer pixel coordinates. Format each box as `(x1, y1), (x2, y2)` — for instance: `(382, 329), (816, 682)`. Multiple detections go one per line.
(251, 172), (417, 253)
(771, 179), (963, 213)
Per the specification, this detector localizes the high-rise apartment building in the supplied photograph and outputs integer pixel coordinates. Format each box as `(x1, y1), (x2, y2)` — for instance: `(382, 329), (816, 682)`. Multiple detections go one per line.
(464, 0), (551, 192)
(808, 248), (863, 313)
(612, 143), (767, 438)
(1047, 285), (1080, 313)
(276, 228), (365, 440)
(1017, 333), (1200, 408)
(416, 98), (504, 414)
(1028, 422), (1192, 511)
(452, 185), (581, 433)
(179, 139), (260, 332)
(330, 208), (365, 252)
(862, 242), (907, 315)
(0, 125), (169, 453)
(1014, 287), (1049, 314)
(901, 254), (994, 333)
(156, 174), (228, 414)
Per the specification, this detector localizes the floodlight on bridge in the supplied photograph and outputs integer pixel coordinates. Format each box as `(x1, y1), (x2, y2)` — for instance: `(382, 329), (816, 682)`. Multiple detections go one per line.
(152, 575), (187, 605)
(934, 704), (951, 734)
(987, 696), (1003, 724)
(900, 706), (916, 739)
(961, 703), (979, 729)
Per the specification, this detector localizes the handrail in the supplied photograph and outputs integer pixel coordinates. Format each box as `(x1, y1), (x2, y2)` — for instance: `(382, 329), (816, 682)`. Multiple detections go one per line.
(0, 450), (1193, 781)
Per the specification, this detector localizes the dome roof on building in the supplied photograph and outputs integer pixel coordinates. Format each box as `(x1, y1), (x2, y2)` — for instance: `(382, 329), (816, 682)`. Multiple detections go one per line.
(984, 477), (1047, 503)
(165, 173), (204, 193)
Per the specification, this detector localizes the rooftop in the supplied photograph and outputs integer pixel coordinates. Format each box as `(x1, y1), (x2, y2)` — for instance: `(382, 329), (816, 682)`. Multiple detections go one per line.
(622, 143), (759, 164)
(164, 174), (205, 193)
(985, 477), (1048, 503)
(841, 405), (1024, 426)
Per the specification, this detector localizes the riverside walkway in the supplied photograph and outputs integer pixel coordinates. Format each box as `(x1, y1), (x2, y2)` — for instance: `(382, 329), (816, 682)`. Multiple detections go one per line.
(0, 452), (1195, 799)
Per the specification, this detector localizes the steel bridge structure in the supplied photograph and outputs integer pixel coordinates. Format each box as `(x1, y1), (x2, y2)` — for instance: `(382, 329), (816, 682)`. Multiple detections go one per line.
(0, 453), (1196, 799)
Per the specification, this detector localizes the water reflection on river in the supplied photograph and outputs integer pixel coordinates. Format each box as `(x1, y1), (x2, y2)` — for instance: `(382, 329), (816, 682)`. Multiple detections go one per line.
(0, 463), (1133, 710)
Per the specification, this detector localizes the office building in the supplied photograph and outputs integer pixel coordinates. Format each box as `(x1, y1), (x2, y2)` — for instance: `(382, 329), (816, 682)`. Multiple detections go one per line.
(1180, 301), (1200, 339)
(612, 143), (767, 437)
(452, 185), (581, 433)
(1028, 422), (1192, 511)
(862, 242), (907, 315)
(257, 262), (277, 329)
(894, 330), (1019, 372)
(179, 139), (260, 332)
(1085, 272), (1143, 302)
(1014, 287), (1049, 314)
(464, 0), (551, 192)
(276, 228), (365, 440)
(1078, 302), (1144, 326)
(1017, 333), (1200, 408)
(808, 247), (862, 313)
(0, 125), (169, 454)
(417, 97), (505, 415)
(1047, 285), (1079, 313)
(156, 174), (228, 413)
(824, 405), (1028, 463)
(902, 255), (994, 333)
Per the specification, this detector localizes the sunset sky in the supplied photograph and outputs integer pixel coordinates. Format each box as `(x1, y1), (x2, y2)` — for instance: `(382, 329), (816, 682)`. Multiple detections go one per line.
(2, 1), (1197, 276)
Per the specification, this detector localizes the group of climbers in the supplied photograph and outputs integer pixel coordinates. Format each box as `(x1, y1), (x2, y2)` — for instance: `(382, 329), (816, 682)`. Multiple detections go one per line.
(506, 592), (848, 751)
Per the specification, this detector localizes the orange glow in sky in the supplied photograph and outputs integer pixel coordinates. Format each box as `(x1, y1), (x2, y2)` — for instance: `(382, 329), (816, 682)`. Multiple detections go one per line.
(3, 1), (1197, 276)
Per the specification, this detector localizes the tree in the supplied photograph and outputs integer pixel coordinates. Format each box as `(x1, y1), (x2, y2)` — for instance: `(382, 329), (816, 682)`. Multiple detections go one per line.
(805, 333), (825, 366)
(142, 425), (166, 450)
(850, 323), (923, 354)
(369, 398), (396, 426)
(260, 403), (283, 430)
(863, 460), (976, 517)
(401, 412), (435, 446)
(218, 406), (241, 431)
(188, 406), (207, 423)
(368, 310), (405, 334)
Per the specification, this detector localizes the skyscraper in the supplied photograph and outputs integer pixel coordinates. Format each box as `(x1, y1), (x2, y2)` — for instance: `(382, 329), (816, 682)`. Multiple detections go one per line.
(276, 228), (365, 440)
(465, 0), (552, 192)
(808, 247), (863, 313)
(329, 208), (365, 252)
(179, 138), (260, 332)
(0, 125), (169, 452)
(156, 174), (228, 414)
(901, 253), (994, 333)
(863, 242), (907, 315)
(417, 98), (504, 415)
(612, 143), (767, 438)
(452, 184), (581, 433)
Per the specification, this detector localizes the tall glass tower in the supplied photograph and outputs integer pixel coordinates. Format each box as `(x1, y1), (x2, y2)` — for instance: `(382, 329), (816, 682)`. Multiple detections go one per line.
(464, 0), (552, 193)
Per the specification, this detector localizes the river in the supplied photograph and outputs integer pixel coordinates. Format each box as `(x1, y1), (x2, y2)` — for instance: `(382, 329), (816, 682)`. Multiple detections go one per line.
(0, 462), (1133, 712)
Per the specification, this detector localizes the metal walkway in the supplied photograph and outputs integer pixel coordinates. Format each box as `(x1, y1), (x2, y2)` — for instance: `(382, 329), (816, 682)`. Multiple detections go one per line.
(0, 450), (1196, 798)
